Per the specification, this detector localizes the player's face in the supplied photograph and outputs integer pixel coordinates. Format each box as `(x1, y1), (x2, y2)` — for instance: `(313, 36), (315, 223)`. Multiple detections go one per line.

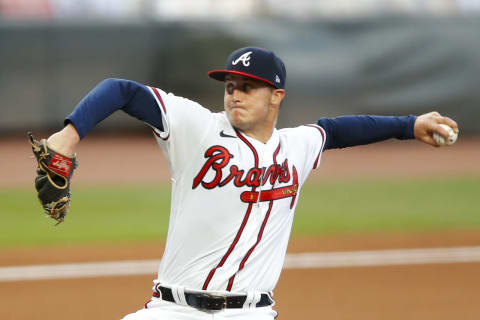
(224, 75), (283, 141)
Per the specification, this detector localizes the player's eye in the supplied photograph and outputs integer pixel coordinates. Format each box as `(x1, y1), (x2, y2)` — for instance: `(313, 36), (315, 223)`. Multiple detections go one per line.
(226, 83), (235, 95)
(243, 84), (252, 92)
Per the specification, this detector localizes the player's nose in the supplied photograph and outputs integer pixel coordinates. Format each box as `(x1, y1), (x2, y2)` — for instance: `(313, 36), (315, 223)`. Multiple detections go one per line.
(231, 88), (243, 101)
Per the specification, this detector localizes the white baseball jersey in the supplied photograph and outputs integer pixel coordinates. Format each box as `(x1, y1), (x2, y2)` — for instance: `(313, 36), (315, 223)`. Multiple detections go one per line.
(147, 86), (326, 295)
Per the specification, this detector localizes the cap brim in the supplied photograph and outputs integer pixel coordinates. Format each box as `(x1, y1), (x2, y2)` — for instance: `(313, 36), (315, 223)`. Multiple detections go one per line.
(208, 70), (274, 87)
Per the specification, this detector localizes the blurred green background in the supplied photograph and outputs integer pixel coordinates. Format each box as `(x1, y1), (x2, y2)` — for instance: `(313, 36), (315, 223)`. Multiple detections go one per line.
(2, 176), (479, 248)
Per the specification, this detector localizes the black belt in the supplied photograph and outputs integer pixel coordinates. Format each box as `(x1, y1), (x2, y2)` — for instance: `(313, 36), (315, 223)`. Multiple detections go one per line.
(155, 285), (273, 311)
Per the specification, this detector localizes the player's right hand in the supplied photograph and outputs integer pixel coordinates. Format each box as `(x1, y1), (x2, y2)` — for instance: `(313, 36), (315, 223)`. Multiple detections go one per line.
(413, 111), (459, 147)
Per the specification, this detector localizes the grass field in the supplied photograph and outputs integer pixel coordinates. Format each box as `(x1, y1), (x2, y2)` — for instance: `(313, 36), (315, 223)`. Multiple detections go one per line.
(1, 176), (479, 247)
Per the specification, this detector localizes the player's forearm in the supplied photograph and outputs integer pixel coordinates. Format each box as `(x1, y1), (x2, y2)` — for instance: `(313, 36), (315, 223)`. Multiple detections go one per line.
(65, 78), (163, 139)
(318, 115), (416, 150)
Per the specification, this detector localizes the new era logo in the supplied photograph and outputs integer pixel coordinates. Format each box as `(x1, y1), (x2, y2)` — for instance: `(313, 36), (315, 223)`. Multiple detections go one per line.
(275, 75), (281, 83)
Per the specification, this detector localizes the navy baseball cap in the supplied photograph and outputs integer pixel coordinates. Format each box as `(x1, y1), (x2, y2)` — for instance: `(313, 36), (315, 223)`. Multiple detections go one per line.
(208, 47), (286, 89)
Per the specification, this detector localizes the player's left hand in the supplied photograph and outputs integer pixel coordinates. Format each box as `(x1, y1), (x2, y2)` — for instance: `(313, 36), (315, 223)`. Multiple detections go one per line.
(28, 132), (78, 225)
(413, 111), (459, 147)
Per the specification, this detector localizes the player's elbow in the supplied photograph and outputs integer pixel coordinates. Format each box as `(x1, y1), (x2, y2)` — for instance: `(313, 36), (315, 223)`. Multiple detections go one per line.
(99, 78), (124, 87)
(97, 78), (138, 97)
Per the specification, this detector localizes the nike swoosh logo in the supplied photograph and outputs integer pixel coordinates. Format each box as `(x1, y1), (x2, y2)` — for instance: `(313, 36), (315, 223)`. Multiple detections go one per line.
(220, 130), (237, 138)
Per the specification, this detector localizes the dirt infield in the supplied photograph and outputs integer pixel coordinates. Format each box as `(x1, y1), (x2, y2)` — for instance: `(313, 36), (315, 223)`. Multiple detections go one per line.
(2, 134), (480, 187)
(3, 264), (480, 320)
(2, 232), (480, 320)
(1, 135), (480, 319)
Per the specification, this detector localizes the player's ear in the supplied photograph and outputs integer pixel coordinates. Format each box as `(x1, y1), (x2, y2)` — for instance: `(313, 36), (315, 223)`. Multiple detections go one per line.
(270, 89), (285, 107)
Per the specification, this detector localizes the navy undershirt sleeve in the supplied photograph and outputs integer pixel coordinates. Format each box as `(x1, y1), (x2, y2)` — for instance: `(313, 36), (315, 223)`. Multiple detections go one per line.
(65, 78), (163, 139)
(317, 115), (416, 150)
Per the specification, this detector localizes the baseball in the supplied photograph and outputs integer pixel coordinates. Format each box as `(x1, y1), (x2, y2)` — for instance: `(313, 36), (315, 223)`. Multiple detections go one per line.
(433, 124), (457, 146)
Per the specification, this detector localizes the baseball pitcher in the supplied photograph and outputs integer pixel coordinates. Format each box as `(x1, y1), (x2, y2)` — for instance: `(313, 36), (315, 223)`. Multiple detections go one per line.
(29, 47), (458, 319)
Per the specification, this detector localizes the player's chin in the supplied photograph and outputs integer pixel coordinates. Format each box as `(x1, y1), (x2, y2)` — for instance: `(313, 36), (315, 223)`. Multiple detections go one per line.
(229, 119), (244, 130)
(227, 110), (246, 128)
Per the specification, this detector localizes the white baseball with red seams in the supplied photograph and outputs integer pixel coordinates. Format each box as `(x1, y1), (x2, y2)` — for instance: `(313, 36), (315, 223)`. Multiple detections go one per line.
(433, 123), (458, 146)
(137, 86), (325, 305)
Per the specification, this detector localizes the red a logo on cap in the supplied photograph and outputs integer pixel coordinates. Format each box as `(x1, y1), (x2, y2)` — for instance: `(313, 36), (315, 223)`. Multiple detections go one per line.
(232, 51), (253, 67)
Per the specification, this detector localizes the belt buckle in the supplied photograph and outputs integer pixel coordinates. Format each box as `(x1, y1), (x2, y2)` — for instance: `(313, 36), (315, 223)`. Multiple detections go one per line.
(202, 293), (227, 311)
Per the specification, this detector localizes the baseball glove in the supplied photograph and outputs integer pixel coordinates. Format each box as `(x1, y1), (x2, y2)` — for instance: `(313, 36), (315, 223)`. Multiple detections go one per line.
(28, 132), (77, 225)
